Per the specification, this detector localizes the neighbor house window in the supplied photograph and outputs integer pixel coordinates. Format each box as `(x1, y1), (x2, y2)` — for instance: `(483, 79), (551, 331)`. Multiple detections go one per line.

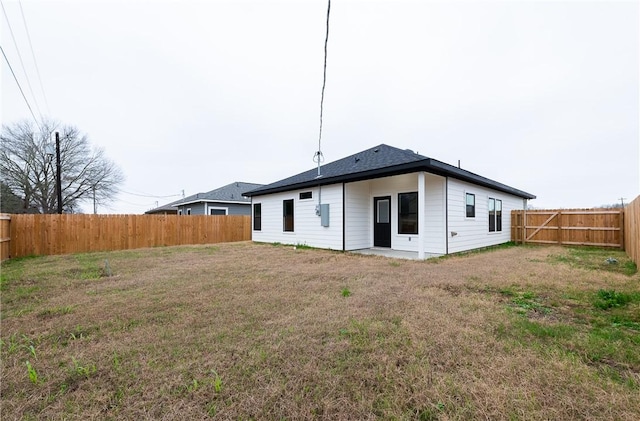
(253, 203), (261, 231)
(466, 193), (475, 218)
(299, 191), (312, 200)
(283, 199), (294, 232)
(398, 192), (418, 234)
(178, 209), (183, 215)
(186, 208), (191, 215)
(489, 198), (502, 232)
(209, 208), (227, 216)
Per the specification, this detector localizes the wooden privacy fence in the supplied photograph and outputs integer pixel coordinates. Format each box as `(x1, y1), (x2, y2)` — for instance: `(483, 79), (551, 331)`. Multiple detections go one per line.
(511, 208), (624, 248)
(624, 196), (640, 266)
(1, 214), (10, 261)
(1, 214), (251, 260)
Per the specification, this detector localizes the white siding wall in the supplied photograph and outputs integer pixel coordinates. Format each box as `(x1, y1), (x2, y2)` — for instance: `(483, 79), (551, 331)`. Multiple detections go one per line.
(447, 178), (524, 253)
(251, 185), (343, 250)
(423, 173), (447, 255)
(345, 181), (371, 250)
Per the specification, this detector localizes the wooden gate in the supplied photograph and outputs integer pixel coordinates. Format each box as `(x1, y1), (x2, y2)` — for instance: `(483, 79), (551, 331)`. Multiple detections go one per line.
(512, 209), (624, 248)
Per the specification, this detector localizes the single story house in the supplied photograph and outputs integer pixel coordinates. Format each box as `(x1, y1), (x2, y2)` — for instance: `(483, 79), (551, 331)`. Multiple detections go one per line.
(145, 182), (263, 216)
(243, 144), (535, 258)
(145, 198), (183, 215)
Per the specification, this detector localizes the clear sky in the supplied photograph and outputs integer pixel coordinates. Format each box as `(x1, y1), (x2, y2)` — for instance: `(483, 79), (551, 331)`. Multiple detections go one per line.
(2, 0), (638, 213)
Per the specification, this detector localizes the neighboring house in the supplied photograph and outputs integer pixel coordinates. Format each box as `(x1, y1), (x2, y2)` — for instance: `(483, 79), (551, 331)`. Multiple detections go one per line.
(145, 198), (182, 215)
(243, 144), (535, 258)
(146, 182), (264, 216)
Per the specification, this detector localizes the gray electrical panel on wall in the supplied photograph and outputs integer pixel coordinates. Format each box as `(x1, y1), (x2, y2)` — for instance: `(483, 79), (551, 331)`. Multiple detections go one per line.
(320, 204), (330, 227)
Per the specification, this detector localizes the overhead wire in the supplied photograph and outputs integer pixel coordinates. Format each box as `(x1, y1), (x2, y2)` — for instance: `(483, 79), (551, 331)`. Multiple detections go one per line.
(120, 190), (183, 199)
(315, 0), (331, 161)
(1, 44), (40, 128)
(1, 0), (43, 121)
(18, 0), (50, 115)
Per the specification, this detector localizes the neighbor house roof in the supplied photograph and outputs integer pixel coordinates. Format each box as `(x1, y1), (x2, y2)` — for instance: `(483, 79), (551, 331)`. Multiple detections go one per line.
(171, 182), (264, 207)
(145, 198), (183, 214)
(244, 144), (535, 199)
(145, 182), (264, 214)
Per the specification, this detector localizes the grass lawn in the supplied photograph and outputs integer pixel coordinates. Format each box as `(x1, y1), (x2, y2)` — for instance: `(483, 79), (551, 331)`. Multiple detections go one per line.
(1, 242), (638, 420)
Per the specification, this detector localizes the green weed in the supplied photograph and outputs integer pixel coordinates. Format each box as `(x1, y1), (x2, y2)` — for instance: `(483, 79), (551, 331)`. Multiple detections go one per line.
(70, 357), (96, 379)
(509, 291), (551, 315)
(25, 361), (39, 385)
(594, 289), (639, 310)
(37, 305), (75, 318)
(211, 370), (223, 393)
(341, 287), (351, 297)
(294, 243), (314, 250)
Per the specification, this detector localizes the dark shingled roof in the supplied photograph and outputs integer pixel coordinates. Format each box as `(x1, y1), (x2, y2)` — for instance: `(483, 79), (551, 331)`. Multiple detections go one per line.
(178, 182), (264, 206)
(145, 182), (264, 214)
(244, 144), (535, 199)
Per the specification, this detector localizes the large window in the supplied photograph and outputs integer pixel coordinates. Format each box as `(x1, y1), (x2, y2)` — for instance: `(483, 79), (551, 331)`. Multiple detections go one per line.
(253, 203), (261, 231)
(283, 199), (294, 232)
(466, 193), (475, 218)
(398, 192), (418, 234)
(489, 198), (502, 232)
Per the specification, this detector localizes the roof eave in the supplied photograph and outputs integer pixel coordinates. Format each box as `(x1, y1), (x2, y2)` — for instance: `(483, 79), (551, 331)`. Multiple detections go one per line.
(173, 199), (250, 207)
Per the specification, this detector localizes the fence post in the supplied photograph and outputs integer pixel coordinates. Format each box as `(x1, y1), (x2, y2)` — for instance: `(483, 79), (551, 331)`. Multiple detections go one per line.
(0, 213), (11, 261)
(557, 211), (562, 245)
(523, 206), (527, 245)
(620, 209), (624, 249)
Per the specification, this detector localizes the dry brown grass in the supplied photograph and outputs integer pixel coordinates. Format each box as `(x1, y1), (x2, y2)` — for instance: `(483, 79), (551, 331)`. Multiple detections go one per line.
(1, 242), (639, 420)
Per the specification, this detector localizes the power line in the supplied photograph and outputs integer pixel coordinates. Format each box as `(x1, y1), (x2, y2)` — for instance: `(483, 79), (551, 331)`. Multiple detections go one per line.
(18, 0), (50, 115)
(120, 190), (183, 199)
(316, 0), (331, 156)
(1, 0), (43, 120)
(0, 44), (40, 128)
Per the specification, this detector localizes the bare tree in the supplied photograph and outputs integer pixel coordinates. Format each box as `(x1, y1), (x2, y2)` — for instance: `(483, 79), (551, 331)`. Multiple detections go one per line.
(0, 120), (124, 213)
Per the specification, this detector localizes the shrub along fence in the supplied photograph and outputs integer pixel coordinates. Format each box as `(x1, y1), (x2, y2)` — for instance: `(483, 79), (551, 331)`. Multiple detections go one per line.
(625, 196), (640, 266)
(1, 214), (251, 260)
(511, 208), (624, 248)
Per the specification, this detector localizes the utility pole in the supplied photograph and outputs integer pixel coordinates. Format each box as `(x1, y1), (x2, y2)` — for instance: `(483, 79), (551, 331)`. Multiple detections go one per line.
(619, 197), (626, 208)
(55, 132), (63, 214)
(93, 186), (97, 214)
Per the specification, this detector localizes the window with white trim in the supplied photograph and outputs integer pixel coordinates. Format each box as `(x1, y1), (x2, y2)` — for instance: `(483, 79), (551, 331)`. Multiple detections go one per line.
(253, 203), (261, 231)
(398, 192), (418, 234)
(283, 199), (294, 232)
(466, 193), (475, 218)
(488, 198), (502, 232)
